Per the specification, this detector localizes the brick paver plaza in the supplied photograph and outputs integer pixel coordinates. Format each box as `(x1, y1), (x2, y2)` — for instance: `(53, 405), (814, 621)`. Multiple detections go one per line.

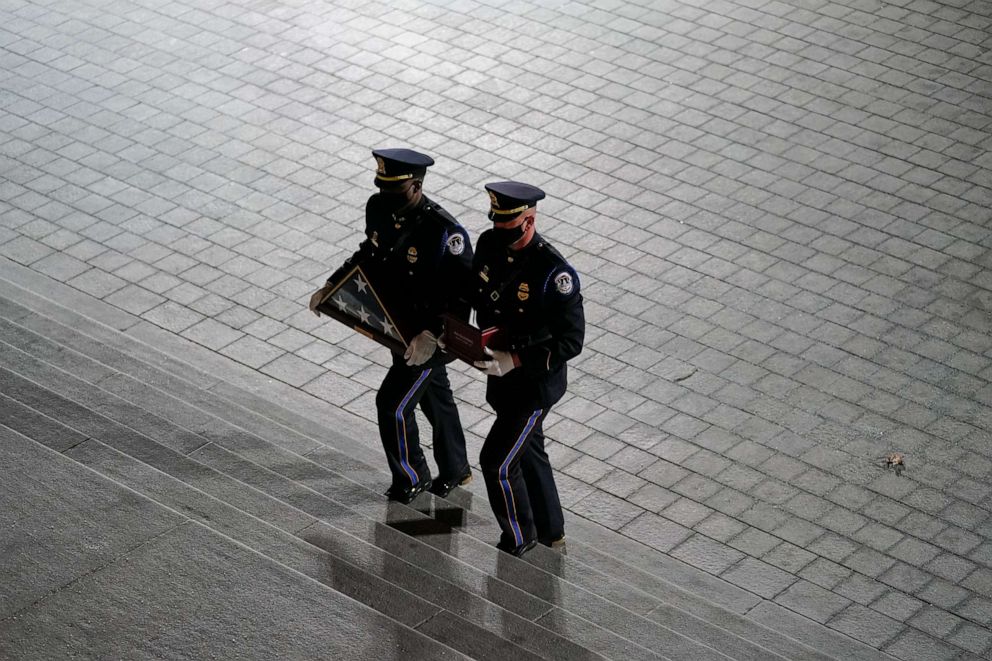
(1, 0), (990, 657)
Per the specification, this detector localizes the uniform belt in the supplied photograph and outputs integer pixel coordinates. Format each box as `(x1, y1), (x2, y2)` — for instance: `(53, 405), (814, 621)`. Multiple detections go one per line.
(508, 329), (552, 351)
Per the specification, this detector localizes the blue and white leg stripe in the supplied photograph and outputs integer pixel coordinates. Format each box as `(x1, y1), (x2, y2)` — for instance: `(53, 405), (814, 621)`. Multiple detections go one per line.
(396, 368), (432, 484)
(498, 409), (543, 546)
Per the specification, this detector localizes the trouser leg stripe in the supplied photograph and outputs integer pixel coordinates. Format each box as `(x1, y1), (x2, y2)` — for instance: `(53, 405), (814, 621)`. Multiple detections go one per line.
(396, 368), (431, 484)
(499, 409), (542, 546)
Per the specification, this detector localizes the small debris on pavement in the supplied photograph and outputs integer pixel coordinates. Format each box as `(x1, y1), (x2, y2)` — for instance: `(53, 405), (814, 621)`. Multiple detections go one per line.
(882, 452), (905, 476)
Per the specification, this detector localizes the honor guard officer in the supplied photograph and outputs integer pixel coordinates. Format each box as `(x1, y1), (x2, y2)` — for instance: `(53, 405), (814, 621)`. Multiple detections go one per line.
(468, 182), (585, 556)
(309, 149), (474, 503)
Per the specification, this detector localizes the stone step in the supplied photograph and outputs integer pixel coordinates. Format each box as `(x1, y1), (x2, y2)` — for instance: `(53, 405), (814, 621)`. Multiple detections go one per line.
(0, 425), (469, 661)
(0, 262), (896, 661)
(0, 305), (795, 661)
(0, 259), (384, 468)
(0, 281), (753, 601)
(0, 261), (773, 630)
(0, 367), (652, 661)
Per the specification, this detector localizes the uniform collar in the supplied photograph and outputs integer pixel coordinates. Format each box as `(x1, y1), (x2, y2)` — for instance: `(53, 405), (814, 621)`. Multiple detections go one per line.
(508, 230), (542, 255)
(393, 195), (428, 223)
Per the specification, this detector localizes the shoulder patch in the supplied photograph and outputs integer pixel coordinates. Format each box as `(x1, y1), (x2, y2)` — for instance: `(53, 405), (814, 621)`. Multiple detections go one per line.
(446, 232), (465, 256)
(554, 271), (574, 295)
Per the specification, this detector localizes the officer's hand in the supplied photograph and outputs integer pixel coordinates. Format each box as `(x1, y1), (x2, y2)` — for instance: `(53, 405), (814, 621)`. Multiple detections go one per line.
(473, 347), (516, 376)
(436, 333), (447, 350)
(308, 285), (331, 316)
(404, 330), (437, 366)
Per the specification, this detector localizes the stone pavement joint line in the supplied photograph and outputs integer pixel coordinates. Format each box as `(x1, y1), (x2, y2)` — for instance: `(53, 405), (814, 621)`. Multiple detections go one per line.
(0, 0), (990, 658)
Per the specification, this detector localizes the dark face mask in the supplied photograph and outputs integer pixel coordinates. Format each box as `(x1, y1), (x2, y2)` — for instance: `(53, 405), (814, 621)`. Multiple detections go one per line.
(491, 222), (526, 248)
(378, 191), (410, 216)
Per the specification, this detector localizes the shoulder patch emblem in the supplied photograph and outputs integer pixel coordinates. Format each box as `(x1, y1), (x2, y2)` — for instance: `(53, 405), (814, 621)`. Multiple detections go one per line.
(555, 272), (573, 295)
(446, 233), (464, 256)
(407, 246), (418, 263)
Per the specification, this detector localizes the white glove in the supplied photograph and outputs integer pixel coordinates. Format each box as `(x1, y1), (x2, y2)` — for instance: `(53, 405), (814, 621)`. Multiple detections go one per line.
(436, 333), (447, 350)
(474, 347), (516, 377)
(404, 330), (437, 366)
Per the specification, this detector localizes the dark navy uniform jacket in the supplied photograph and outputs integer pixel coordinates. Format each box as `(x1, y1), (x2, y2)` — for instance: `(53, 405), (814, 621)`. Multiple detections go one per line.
(330, 194), (473, 348)
(470, 230), (585, 410)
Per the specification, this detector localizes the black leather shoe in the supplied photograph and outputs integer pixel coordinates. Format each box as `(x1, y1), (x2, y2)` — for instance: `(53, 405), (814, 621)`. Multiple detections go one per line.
(496, 538), (537, 557)
(428, 471), (472, 498)
(385, 479), (432, 504)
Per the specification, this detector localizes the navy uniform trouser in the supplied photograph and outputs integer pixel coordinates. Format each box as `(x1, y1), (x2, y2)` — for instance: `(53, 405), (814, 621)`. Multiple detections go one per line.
(376, 354), (469, 490)
(480, 408), (564, 548)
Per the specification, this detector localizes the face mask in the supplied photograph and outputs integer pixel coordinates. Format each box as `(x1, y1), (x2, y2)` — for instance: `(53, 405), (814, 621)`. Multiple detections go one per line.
(491, 221), (526, 248)
(377, 191), (410, 216)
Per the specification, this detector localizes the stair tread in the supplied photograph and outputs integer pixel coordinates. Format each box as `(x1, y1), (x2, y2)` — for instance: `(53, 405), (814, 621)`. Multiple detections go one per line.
(0, 362), (665, 661)
(0, 427), (468, 661)
(68, 437), (607, 661)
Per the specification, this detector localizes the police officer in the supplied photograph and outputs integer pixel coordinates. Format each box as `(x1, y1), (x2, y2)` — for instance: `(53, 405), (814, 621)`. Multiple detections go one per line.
(309, 149), (474, 504)
(468, 182), (585, 556)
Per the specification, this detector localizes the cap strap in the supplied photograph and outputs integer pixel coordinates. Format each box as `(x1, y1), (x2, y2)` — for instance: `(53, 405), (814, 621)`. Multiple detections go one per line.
(376, 173), (415, 182)
(490, 204), (529, 215)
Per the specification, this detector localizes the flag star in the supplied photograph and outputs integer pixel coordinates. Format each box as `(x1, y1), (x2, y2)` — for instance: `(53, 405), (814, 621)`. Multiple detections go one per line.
(381, 318), (395, 337)
(357, 305), (370, 324)
(334, 295), (348, 313)
(354, 275), (368, 293)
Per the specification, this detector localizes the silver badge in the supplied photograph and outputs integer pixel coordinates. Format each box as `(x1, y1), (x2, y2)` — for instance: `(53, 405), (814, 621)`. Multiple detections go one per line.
(447, 233), (465, 256)
(555, 272), (573, 295)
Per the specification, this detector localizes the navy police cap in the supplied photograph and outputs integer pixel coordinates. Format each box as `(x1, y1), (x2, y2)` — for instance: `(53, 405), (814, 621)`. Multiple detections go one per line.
(372, 148), (434, 187)
(485, 181), (546, 220)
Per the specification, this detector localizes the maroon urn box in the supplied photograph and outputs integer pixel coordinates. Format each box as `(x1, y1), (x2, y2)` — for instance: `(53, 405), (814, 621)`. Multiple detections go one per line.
(441, 313), (501, 365)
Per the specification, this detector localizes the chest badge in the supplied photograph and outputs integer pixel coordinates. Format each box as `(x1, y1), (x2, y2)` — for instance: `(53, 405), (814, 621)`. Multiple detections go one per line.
(407, 246), (418, 264)
(517, 282), (529, 301)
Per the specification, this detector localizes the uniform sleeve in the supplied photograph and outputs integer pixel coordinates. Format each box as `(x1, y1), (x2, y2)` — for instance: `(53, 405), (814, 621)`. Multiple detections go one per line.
(326, 197), (378, 286)
(423, 223), (474, 334)
(518, 265), (584, 375)
(463, 230), (490, 311)
(440, 224), (474, 297)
